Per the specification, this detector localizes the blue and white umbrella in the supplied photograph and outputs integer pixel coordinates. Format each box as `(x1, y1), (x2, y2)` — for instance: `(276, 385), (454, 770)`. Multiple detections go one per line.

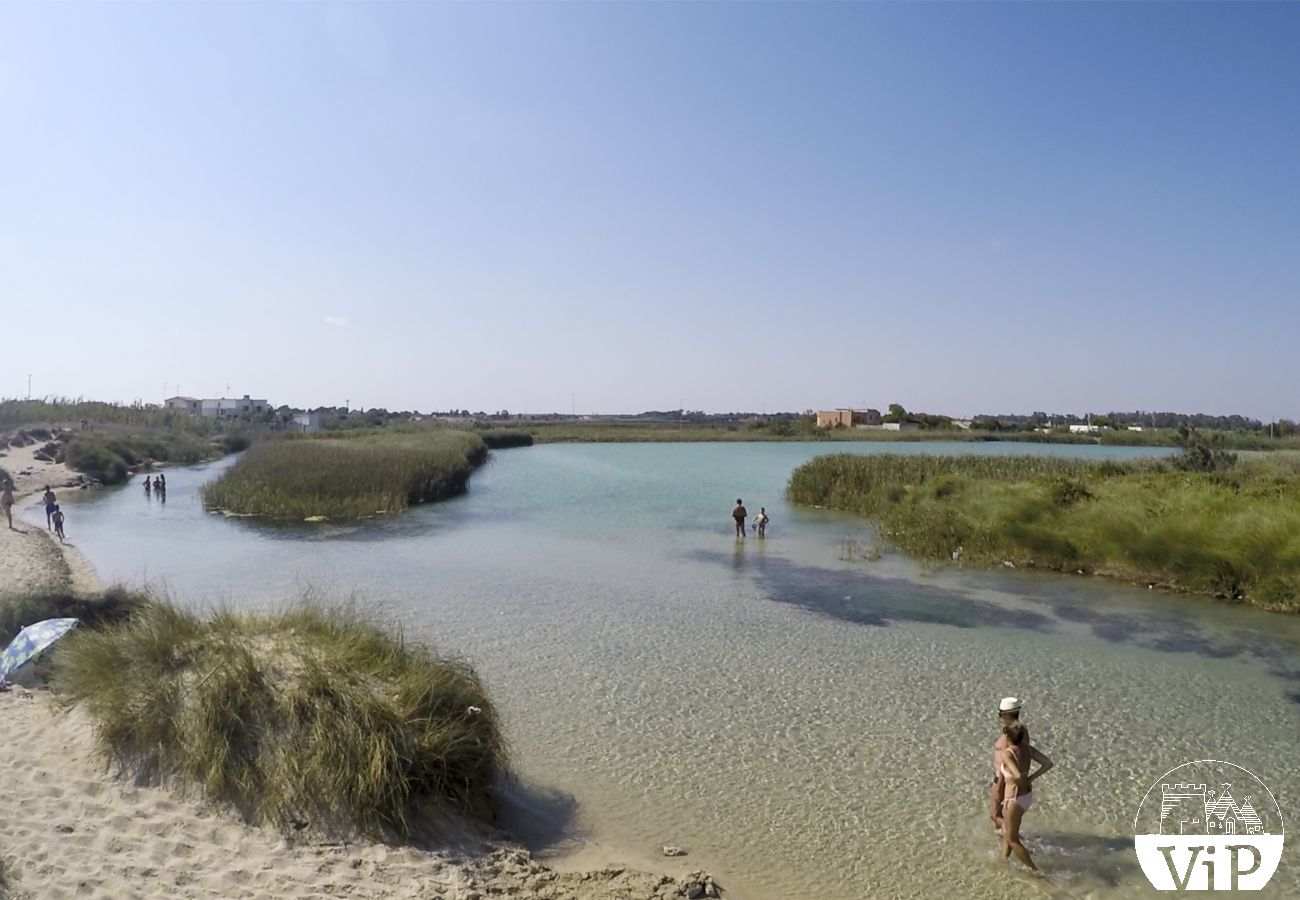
(0, 617), (79, 681)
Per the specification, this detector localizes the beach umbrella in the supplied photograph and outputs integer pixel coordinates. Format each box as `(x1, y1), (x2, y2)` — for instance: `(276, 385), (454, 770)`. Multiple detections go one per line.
(0, 618), (79, 681)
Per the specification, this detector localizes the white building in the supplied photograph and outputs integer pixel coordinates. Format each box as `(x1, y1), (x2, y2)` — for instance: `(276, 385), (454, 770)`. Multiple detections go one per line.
(880, 422), (920, 431)
(201, 395), (268, 419)
(164, 396), (200, 414)
(1068, 424), (1102, 434)
(292, 411), (322, 433)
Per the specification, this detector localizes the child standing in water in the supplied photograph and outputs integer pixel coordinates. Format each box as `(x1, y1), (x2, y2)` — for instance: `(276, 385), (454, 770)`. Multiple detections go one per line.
(51, 504), (66, 542)
(754, 507), (770, 537)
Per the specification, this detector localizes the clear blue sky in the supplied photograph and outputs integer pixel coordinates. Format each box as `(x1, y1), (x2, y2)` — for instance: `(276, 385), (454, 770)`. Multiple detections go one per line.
(3, 2), (1297, 418)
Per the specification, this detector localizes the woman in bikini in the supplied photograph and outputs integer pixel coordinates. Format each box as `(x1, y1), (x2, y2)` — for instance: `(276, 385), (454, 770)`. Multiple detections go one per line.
(997, 721), (1054, 874)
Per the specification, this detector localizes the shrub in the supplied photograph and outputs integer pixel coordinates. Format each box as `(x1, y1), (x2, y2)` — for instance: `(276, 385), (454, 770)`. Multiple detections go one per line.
(479, 430), (534, 449)
(220, 431), (252, 453)
(54, 598), (508, 840)
(61, 435), (128, 484)
(1174, 425), (1238, 472)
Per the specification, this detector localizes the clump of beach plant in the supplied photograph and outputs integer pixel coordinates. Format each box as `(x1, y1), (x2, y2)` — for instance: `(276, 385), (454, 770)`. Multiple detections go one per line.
(201, 431), (488, 520)
(0, 587), (147, 647)
(54, 597), (508, 840)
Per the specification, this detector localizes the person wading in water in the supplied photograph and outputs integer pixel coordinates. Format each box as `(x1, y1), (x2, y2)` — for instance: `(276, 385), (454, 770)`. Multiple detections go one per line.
(731, 499), (748, 538)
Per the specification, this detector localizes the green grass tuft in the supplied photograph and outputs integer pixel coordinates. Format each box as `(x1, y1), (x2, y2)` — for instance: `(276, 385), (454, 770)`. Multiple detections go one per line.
(54, 598), (508, 840)
(0, 587), (148, 647)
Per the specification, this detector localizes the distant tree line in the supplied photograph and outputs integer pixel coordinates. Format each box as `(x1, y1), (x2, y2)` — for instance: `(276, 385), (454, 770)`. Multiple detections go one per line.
(972, 410), (1296, 434)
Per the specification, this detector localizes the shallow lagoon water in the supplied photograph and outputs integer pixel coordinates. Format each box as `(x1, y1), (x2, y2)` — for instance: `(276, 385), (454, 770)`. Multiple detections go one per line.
(56, 442), (1300, 898)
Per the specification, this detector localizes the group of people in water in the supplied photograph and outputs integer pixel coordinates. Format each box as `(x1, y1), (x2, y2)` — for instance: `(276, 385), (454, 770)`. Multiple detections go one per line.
(143, 472), (167, 501)
(729, 499), (770, 538)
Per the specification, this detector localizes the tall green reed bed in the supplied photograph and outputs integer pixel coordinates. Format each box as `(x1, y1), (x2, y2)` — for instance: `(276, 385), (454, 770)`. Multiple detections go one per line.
(201, 431), (487, 520)
(55, 597), (507, 840)
(788, 453), (1300, 611)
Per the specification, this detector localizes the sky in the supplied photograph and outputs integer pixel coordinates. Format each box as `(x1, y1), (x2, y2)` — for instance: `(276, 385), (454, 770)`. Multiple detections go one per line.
(2, 2), (1298, 419)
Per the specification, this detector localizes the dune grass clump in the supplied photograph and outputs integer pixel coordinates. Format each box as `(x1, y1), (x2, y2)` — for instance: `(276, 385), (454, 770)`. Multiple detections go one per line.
(201, 431), (487, 520)
(788, 453), (1300, 611)
(54, 598), (508, 840)
(0, 587), (148, 646)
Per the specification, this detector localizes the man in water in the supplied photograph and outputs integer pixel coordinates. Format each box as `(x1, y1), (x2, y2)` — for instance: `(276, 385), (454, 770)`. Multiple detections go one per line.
(989, 696), (1027, 832)
(731, 499), (748, 538)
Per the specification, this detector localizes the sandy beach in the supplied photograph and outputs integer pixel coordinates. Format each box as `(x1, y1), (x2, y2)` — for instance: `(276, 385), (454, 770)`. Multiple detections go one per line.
(0, 691), (720, 900)
(0, 440), (724, 900)
(0, 441), (99, 597)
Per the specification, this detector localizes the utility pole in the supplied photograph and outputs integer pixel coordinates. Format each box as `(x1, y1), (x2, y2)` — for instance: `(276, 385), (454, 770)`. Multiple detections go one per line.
(27, 374), (32, 400)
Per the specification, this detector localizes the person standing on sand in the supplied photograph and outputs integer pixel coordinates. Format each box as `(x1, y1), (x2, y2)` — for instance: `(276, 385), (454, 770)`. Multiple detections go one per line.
(2, 479), (14, 529)
(42, 486), (57, 530)
(731, 499), (747, 538)
(51, 504), (66, 543)
(754, 507), (770, 538)
(997, 718), (1054, 876)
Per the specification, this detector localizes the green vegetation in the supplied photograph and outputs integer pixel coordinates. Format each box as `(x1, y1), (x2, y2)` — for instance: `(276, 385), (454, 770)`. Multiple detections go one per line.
(787, 446), (1300, 612)
(201, 431), (488, 520)
(478, 429), (534, 449)
(61, 431), (215, 484)
(0, 398), (213, 436)
(54, 597), (507, 839)
(0, 587), (147, 646)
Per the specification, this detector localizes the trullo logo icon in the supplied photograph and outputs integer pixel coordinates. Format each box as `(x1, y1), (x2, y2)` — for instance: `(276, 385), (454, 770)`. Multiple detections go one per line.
(1134, 759), (1285, 891)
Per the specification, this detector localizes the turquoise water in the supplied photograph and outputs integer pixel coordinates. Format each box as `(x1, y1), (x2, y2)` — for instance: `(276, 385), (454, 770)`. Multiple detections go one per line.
(52, 442), (1300, 899)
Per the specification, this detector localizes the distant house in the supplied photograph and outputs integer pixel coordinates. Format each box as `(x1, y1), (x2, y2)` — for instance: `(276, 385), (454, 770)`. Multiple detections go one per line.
(292, 411), (322, 433)
(1069, 424), (1102, 434)
(164, 396), (200, 414)
(1128, 425), (1144, 432)
(201, 395), (269, 419)
(817, 408), (882, 428)
(880, 422), (920, 432)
